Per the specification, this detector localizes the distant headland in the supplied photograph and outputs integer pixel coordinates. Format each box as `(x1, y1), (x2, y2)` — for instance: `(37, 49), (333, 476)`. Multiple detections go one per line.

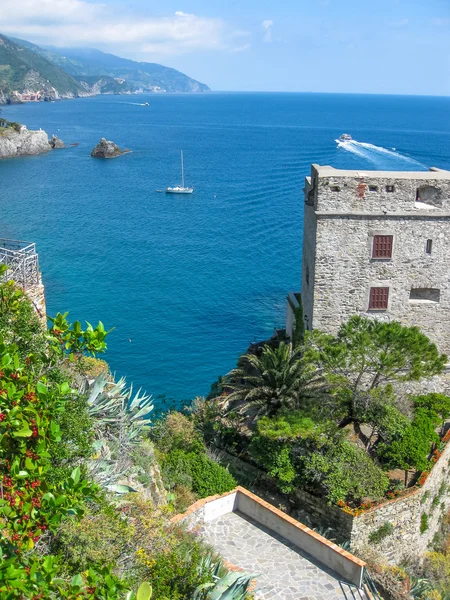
(0, 33), (210, 105)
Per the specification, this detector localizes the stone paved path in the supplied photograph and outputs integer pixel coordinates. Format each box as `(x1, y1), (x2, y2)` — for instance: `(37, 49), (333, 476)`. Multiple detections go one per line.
(199, 512), (367, 600)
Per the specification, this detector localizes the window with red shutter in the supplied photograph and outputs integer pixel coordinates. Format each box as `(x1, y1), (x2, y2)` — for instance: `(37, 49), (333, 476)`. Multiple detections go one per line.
(368, 287), (389, 310)
(372, 235), (393, 259)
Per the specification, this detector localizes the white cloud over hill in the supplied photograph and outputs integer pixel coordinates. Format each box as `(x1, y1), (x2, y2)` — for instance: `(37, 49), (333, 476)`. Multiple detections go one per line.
(0, 0), (249, 55)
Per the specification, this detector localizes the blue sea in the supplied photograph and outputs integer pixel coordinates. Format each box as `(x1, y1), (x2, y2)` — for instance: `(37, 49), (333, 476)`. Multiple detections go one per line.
(1, 92), (449, 407)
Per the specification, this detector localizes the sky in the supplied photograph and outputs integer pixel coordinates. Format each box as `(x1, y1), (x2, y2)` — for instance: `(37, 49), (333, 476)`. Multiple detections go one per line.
(1, 0), (449, 95)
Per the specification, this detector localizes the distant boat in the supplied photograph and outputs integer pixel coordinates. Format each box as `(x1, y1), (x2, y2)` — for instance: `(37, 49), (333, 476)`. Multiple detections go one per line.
(143, 102), (149, 106)
(336, 133), (353, 144)
(166, 151), (194, 194)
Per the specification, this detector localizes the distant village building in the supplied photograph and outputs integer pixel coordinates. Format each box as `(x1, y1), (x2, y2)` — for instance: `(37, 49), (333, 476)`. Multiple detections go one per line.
(287, 164), (450, 355)
(12, 90), (44, 102)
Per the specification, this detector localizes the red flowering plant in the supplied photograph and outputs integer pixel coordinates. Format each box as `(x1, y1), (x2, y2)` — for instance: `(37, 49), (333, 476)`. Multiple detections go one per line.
(417, 471), (429, 487)
(0, 342), (97, 555)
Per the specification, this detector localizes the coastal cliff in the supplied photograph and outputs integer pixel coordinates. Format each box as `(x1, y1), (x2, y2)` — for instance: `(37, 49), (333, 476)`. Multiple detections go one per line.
(0, 127), (50, 159)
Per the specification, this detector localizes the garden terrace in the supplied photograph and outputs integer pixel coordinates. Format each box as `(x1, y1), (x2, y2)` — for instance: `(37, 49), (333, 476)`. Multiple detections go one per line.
(172, 487), (373, 599)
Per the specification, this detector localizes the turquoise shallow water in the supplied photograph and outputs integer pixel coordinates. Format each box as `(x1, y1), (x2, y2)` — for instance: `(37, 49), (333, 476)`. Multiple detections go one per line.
(1, 92), (449, 406)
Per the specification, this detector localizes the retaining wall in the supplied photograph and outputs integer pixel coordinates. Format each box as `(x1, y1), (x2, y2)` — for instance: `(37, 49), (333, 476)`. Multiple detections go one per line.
(350, 437), (450, 562)
(216, 438), (450, 565)
(172, 486), (367, 588)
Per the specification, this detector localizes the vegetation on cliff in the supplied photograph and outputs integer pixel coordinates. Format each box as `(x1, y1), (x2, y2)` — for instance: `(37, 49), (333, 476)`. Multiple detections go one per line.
(7, 36), (210, 96)
(195, 316), (449, 507)
(0, 271), (250, 599)
(0, 34), (83, 100)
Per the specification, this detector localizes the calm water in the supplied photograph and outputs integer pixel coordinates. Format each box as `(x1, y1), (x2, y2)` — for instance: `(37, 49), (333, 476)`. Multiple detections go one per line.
(1, 93), (449, 406)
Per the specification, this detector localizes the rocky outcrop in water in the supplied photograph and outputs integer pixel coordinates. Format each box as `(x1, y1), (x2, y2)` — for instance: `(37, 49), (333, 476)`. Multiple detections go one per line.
(0, 127), (51, 159)
(91, 137), (130, 158)
(49, 134), (65, 149)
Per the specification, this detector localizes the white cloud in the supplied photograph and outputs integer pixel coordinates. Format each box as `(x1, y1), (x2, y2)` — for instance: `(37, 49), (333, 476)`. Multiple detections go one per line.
(262, 19), (274, 43)
(0, 1), (247, 55)
(231, 43), (251, 53)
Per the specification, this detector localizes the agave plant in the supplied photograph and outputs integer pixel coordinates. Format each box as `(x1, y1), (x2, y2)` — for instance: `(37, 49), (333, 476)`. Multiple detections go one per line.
(86, 373), (154, 492)
(194, 571), (257, 600)
(87, 373), (154, 440)
(193, 554), (257, 600)
(409, 577), (433, 598)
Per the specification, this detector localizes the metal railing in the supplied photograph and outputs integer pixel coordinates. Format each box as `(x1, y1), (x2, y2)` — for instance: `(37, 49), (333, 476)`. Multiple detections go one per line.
(0, 239), (40, 288)
(362, 568), (383, 600)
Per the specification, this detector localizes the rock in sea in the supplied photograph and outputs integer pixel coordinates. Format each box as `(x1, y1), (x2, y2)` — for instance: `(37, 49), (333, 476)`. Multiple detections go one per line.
(91, 138), (130, 159)
(49, 134), (65, 149)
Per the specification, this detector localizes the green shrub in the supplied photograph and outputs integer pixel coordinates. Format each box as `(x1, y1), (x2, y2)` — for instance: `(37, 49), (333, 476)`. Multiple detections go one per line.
(249, 435), (297, 493)
(52, 502), (130, 574)
(302, 440), (389, 504)
(256, 411), (319, 441)
(421, 513), (429, 534)
(140, 539), (212, 600)
(378, 408), (439, 473)
(48, 394), (94, 485)
(368, 522), (394, 544)
(164, 449), (236, 498)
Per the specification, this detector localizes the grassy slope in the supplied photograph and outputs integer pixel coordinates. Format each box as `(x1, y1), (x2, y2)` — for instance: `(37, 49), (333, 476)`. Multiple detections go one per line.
(0, 34), (83, 95)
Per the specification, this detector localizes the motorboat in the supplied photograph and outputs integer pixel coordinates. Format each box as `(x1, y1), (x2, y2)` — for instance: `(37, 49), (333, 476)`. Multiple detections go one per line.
(338, 133), (353, 142)
(166, 151), (194, 194)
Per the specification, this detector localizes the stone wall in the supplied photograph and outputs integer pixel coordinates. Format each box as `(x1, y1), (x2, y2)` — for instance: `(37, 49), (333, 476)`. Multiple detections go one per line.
(216, 441), (450, 565)
(300, 165), (450, 356)
(350, 437), (450, 563)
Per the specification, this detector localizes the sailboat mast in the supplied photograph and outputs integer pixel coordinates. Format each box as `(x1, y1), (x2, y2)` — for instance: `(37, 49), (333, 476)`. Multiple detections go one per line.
(181, 150), (184, 188)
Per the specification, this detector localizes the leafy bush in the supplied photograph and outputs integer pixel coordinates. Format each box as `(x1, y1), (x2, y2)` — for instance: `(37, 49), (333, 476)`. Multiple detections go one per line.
(378, 408), (439, 474)
(249, 434), (297, 493)
(424, 551), (450, 595)
(48, 394), (93, 484)
(164, 449), (236, 498)
(368, 522), (394, 544)
(414, 393), (450, 433)
(0, 280), (48, 362)
(51, 502), (130, 574)
(256, 411), (320, 441)
(302, 440), (389, 504)
(153, 411), (202, 454)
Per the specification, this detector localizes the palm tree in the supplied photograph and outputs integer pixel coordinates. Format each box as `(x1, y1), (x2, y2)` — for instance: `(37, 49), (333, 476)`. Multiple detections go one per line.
(222, 342), (322, 418)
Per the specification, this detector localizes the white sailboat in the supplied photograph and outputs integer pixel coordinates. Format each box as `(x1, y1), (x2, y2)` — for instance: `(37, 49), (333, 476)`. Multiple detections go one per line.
(166, 151), (194, 194)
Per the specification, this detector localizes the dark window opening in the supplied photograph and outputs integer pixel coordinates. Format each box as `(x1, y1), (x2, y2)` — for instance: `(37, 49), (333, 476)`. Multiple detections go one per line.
(409, 288), (440, 303)
(369, 287), (389, 310)
(426, 239), (432, 254)
(330, 185), (341, 192)
(369, 185), (378, 192)
(416, 185), (442, 207)
(386, 185), (395, 193)
(372, 235), (393, 259)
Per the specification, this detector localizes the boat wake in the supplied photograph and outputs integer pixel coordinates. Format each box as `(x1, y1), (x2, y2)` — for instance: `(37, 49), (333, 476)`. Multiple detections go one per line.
(120, 102), (150, 107)
(336, 139), (427, 169)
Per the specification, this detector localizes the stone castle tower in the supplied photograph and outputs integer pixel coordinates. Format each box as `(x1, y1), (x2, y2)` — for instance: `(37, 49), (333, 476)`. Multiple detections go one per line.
(287, 164), (450, 355)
